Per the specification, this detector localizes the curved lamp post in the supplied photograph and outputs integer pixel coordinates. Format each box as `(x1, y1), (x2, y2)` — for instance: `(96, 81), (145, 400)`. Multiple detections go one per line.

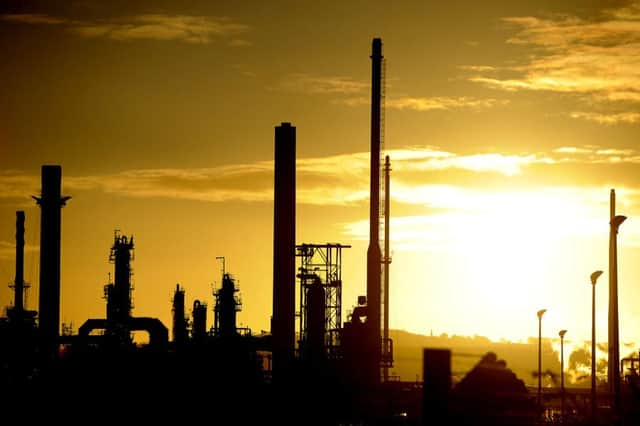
(537, 309), (547, 408)
(590, 270), (603, 419)
(559, 329), (567, 423)
(608, 213), (626, 416)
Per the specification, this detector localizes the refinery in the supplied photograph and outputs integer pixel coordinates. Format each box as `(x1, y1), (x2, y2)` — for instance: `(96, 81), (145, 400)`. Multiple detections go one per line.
(1, 38), (640, 425)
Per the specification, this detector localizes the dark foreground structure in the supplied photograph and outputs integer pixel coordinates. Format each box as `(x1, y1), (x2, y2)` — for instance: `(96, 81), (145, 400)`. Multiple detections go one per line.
(2, 39), (640, 425)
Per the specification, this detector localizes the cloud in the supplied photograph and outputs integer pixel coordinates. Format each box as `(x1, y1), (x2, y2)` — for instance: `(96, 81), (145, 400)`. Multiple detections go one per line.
(341, 95), (507, 111)
(1, 145), (638, 207)
(550, 145), (640, 164)
(569, 111), (640, 124)
(228, 39), (252, 47)
(280, 74), (506, 112)
(0, 240), (39, 260)
(468, 3), (640, 122)
(0, 172), (39, 199)
(0, 13), (249, 44)
(553, 146), (595, 154)
(385, 96), (509, 111)
(60, 160), (367, 206)
(279, 74), (368, 95)
(66, 164), (274, 203)
(390, 149), (548, 176)
(458, 65), (496, 72)
(0, 13), (66, 25)
(0, 149), (530, 206)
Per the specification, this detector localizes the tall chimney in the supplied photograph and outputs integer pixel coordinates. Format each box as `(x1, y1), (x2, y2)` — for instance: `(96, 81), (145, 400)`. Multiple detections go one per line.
(34, 165), (70, 360)
(367, 37), (383, 384)
(272, 122), (296, 380)
(13, 211), (25, 312)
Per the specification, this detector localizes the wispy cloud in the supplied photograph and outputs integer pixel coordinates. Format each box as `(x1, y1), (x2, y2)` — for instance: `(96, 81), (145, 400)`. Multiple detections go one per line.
(1, 13), (66, 25)
(467, 2), (640, 122)
(66, 165), (273, 203)
(0, 13), (249, 44)
(458, 65), (497, 72)
(341, 95), (508, 111)
(386, 96), (509, 111)
(551, 145), (640, 164)
(553, 146), (595, 154)
(0, 172), (39, 200)
(278, 74), (368, 95)
(279, 74), (506, 111)
(569, 111), (640, 124)
(390, 149), (548, 176)
(1, 145), (638, 205)
(228, 39), (252, 47)
(0, 240), (39, 260)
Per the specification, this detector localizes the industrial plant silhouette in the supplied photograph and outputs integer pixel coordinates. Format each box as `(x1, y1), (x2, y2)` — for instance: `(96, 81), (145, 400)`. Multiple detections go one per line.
(1, 38), (639, 425)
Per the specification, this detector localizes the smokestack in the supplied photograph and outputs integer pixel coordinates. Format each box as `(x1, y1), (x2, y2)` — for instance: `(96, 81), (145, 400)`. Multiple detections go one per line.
(272, 122), (296, 379)
(367, 37), (383, 384)
(608, 188), (627, 414)
(13, 211), (25, 312)
(34, 165), (70, 360)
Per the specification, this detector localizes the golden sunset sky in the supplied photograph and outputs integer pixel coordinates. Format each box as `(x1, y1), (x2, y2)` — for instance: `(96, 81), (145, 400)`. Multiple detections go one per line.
(1, 1), (639, 350)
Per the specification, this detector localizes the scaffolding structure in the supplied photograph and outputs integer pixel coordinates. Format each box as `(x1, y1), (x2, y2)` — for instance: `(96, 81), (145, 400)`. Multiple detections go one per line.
(296, 243), (350, 360)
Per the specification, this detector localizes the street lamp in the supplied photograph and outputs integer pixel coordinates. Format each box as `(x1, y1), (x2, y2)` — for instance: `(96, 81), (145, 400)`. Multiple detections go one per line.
(608, 212), (627, 417)
(559, 329), (567, 423)
(590, 270), (603, 420)
(537, 308), (547, 408)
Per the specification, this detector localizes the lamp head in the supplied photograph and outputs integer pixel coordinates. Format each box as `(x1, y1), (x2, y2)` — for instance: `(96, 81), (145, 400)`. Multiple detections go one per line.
(590, 270), (604, 285)
(559, 329), (567, 338)
(611, 215), (627, 230)
(537, 309), (547, 319)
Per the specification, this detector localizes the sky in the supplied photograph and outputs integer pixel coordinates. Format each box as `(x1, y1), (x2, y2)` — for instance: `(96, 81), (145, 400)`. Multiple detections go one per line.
(1, 0), (639, 353)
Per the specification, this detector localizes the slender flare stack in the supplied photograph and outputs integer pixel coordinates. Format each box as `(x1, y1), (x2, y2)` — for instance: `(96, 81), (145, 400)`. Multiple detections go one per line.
(366, 38), (383, 385)
(7, 211), (26, 319)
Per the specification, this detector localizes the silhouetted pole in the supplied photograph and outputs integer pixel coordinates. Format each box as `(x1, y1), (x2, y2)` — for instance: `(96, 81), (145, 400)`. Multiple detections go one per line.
(383, 155), (391, 382)
(367, 37), (383, 384)
(559, 329), (567, 423)
(590, 270), (603, 419)
(7, 211), (34, 324)
(272, 122), (296, 382)
(13, 211), (25, 312)
(607, 189), (626, 418)
(33, 165), (70, 361)
(537, 308), (547, 408)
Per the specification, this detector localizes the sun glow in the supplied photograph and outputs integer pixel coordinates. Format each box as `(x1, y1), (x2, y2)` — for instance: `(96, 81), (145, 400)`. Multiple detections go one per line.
(347, 185), (626, 342)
